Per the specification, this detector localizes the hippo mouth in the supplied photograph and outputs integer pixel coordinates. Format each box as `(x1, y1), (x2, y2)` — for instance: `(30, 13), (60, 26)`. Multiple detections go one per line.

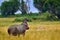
(26, 27), (29, 30)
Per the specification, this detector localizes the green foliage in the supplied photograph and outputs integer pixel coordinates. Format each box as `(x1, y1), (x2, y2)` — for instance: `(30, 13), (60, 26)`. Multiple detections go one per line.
(33, 0), (60, 19)
(47, 0), (60, 19)
(14, 17), (32, 22)
(0, 0), (20, 17)
(12, 12), (59, 22)
(14, 18), (23, 22)
(0, 12), (59, 21)
(33, 0), (48, 12)
(46, 13), (59, 21)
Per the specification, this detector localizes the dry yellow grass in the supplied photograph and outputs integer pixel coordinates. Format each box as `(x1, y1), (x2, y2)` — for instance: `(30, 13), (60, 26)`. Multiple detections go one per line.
(0, 18), (60, 40)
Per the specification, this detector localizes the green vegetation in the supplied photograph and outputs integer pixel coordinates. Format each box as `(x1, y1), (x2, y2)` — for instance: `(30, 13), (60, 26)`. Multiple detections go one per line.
(0, 0), (29, 16)
(33, 0), (60, 18)
(0, 12), (59, 21)
(0, 0), (20, 16)
(0, 0), (60, 19)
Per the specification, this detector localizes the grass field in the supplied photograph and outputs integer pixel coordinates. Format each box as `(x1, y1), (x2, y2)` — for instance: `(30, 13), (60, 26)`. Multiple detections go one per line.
(0, 18), (60, 40)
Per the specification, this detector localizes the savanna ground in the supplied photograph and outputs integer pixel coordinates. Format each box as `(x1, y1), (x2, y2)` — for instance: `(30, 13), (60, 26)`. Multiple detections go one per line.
(0, 17), (60, 40)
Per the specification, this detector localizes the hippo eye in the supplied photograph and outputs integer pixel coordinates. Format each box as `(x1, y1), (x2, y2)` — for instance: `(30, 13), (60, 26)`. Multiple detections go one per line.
(25, 25), (27, 27)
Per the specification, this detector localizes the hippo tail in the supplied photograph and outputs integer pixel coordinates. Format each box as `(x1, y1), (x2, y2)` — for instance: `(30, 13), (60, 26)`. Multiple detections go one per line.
(8, 28), (11, 35)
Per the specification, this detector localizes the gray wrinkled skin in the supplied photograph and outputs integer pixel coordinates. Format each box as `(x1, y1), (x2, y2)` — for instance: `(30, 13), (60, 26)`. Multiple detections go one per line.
(8, 18), (29, 36)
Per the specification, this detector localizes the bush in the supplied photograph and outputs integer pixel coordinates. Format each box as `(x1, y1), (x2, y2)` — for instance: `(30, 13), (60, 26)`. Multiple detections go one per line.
(14, 17), (32, 22)
(14, 18), (23, 22)
(32, 17), (40, 20)
(46, 14), (59, 21)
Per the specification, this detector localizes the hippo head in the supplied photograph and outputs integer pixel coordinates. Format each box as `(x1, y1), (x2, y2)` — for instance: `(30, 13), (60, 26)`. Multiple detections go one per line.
(22, 18), (29, 30)
(22, 22), (29, 30)
(25, 25), (29, 30)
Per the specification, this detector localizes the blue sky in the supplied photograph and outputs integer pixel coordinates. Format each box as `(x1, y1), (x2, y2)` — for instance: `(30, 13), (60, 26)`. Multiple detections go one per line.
(0, 0), (39, 13)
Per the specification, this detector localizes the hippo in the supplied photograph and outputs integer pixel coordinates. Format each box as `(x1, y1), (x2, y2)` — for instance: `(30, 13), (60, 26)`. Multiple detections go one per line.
(8, 18), (29, 37)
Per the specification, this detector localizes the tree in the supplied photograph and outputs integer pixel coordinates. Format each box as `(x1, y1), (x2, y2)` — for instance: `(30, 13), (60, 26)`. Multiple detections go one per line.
(1, 0), (20, 16)
(33, 0), (60, 19)
(1, 1), (8, 16)
(47, 0), (60, 19)
(33, 0), (48, 13)
(9, 0), (20, 15)
(19, 0), (28, 14)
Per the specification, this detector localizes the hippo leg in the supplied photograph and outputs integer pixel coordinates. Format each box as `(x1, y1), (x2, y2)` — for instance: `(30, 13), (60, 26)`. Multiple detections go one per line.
(17, 33), (20, 37)
(22, 32), (25, 36)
